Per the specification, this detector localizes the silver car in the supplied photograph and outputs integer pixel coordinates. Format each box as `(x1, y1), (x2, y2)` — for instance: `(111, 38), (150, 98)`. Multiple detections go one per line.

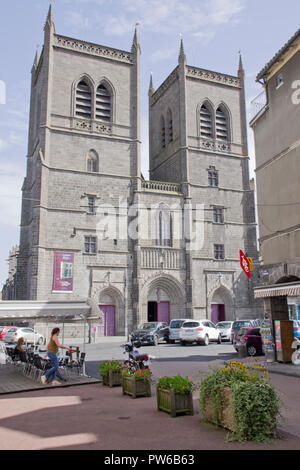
(168, 318), (194, 343)
(216, 321), (234, 341)
(3, 327), (44, 345)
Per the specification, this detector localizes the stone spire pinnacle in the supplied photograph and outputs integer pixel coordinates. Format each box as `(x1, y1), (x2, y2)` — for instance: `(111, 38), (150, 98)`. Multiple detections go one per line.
(238, 50), (245, 79)
(148, 72), (154, 97)
(44, 4), (55, 32)
(178, 37), (186, 64)
(131, 25), (140, 53)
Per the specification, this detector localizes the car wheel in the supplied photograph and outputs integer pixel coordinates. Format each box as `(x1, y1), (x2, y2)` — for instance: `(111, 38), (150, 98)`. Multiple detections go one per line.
(203, 335), (209, 346)
(247, 345), (257, 356)
(180, 340), (186, 346)
(153, 335), (159, 346)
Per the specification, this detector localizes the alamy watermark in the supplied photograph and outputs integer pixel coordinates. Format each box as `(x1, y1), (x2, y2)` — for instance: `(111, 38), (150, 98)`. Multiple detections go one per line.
(0, 80), (6, 105)
(93, 199), (205, 251)
(291, 80), (300, 105)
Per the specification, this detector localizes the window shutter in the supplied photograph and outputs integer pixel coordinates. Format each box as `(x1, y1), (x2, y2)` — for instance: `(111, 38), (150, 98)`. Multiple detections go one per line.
(96, 84), (112, 121)
(76, 80), (92, 118)
(200, 104), (213, 139)
(216, 107), (228, 140)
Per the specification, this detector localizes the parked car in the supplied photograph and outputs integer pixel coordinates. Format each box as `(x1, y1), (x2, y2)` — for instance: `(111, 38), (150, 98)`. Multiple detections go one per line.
(3, 327), (44, 345)
(231, 319), (259, 345)
(216, 321), (234, 342)
(235, 327), (263, 356)
(0, 326), (13, 341)
(179, 320), (222, 346)
(130, 322), (169, 346)
(168, 318), (194, 344)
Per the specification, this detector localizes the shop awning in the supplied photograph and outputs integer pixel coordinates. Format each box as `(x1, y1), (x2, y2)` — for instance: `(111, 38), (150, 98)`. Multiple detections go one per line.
(254, 281), (300, 299)
(0, 299), (101, 322)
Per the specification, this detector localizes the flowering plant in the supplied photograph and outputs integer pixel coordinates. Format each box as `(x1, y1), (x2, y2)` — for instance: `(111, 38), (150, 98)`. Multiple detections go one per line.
(156, 375), (194, 395)
(99, 360), (124, 377)
(121, 365), (153, 382)
(199, 360), (282, 442)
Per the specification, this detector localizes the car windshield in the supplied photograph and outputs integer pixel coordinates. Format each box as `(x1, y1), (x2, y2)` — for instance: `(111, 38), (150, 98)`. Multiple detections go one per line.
(138, 323), (157, 330)
(170, 320), (186, 329)
(7, 328), (17, 332)
(182, 322), (200, 328)
(216, 322), (232, 329)
(234, 321), (252, 330)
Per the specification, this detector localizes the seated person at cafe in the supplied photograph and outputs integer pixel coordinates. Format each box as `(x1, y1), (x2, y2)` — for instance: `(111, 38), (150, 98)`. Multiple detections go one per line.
(14, 337), (30, 362)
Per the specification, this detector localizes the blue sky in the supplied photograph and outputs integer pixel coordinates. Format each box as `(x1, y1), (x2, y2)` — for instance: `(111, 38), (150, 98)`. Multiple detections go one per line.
(0, 0), (299, 287)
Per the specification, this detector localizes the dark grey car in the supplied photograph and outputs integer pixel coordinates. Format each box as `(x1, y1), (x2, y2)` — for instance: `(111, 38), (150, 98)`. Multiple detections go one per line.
(131, 322), (169, 346)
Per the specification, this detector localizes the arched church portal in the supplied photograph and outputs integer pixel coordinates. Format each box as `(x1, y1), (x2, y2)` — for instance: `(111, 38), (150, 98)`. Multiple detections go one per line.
(210, 287), (234, 323)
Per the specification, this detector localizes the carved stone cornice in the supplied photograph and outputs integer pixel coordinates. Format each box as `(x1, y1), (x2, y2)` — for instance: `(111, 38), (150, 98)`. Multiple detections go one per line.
(54, 35), (133, 64)
(186, 66), (241, 88)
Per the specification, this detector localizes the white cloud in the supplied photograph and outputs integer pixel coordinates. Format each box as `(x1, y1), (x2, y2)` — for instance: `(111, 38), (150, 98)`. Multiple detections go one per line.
(64, 0), (246, 40)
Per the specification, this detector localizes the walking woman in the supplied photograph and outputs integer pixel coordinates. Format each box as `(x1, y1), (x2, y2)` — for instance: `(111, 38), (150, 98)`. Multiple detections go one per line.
(41, 327), (71, 385)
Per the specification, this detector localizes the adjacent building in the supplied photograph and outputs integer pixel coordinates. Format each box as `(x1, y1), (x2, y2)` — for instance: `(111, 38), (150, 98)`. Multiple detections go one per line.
(13, 7), (259, 336)
(2, 246), (19, 300)
(251, 29), (300, 321)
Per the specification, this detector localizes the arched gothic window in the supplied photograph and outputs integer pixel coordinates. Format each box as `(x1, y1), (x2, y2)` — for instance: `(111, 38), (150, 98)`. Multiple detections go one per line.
(75, 80), (92, 119)
(160, 116), (166, 149)
(87, 150), (99, 173)
(199, 103), (213, 139)
(96, 83), (112, 122)
(216, 106), (229, 141)
(153, 205), (172, 247)
(167, 109), (173, 144)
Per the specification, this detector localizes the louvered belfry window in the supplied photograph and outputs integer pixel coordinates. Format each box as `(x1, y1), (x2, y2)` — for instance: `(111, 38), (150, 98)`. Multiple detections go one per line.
(200, 104), (213, 139)
(96, 83), (112, 122)
(75, 80), (92, 118)
(216, 106), (228, 141)
(167, 109), (173, 144)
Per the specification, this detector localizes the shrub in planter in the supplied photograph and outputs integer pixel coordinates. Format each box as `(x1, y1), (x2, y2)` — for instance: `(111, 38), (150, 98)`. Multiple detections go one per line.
(156, 375), (194, 417)
(99, 360), (123, 387)
(121, 367), (153, 398)
(199, 360), (282, 442)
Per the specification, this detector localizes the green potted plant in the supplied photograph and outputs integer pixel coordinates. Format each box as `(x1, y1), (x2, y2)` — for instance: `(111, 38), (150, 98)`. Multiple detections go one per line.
(121, 366), (153, 399)
(99, 360), (123, 387)
(199, 360), (282, 442)
(156, 375), (194, 417)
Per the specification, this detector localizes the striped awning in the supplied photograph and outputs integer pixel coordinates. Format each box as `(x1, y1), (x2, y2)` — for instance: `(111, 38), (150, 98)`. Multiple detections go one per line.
(254, 282), (300, 299)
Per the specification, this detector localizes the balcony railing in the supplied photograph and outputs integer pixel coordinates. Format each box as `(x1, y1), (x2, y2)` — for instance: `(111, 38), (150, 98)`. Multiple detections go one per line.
(141, 247), (181, 270)
(141, 180), (182, 194)
(250, 91), (267, 122)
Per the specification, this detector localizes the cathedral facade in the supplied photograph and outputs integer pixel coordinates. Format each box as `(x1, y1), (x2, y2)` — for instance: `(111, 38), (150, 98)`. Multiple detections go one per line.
(15, 7), (260, 336)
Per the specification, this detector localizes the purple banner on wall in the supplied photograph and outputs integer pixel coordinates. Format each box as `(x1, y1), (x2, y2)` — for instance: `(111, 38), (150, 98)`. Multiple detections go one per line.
(52, 252), (74, 292)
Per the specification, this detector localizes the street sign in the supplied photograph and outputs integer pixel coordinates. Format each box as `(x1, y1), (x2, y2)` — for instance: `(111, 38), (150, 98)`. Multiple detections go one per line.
(240, 250), (251, 279)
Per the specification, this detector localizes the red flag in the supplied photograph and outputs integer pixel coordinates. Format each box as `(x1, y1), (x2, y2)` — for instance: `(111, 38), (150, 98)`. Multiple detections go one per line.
(240, 250), (251, 279)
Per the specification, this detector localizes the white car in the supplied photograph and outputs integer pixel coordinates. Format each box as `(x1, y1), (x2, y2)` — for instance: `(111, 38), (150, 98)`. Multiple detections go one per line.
(3, 327), (44, 345)
(179, 320), (222, 346)
(216, 321), (234, 341)
(168, 318), (194, 343)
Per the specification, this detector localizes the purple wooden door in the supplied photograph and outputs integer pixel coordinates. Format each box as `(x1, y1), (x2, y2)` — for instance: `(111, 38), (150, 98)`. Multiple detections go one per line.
(157, 301), (170, 324)
(99, 305), (116, 336)
(211, 304), (225, 324)
(211, 304), (219, 324)
(218, 304), (225, 322)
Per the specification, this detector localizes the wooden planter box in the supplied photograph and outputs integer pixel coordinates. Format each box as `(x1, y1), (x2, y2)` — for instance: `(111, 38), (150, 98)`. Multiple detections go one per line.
(156, 387), (194, 417)
(102, 369), (122, 388)
(122, 375), (151, 399)
(204, 387), (235, 431)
